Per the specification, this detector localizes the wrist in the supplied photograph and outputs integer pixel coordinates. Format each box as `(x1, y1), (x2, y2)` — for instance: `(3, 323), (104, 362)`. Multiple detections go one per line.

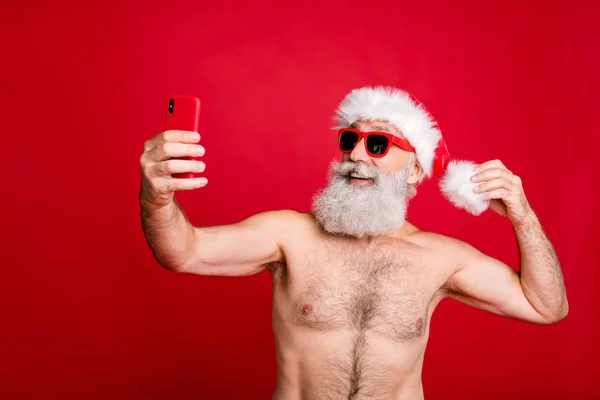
(511, 208), (538, 232)
(139, 191), (174, 214)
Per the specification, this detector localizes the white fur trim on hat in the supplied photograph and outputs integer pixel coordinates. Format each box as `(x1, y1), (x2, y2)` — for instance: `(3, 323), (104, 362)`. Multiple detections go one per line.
(333, 86), (441, 178)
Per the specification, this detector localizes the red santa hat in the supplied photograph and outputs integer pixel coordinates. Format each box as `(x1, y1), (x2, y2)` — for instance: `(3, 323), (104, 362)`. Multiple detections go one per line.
(333, 86), (489, 215)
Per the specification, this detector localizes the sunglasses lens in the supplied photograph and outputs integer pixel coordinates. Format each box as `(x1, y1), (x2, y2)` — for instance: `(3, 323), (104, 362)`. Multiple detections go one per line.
(366, 134), (389, 155)
(340, 131), (359, 151)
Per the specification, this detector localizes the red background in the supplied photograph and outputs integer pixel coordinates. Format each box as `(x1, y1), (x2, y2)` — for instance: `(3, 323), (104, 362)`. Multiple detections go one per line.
(1, 1), (599, 399)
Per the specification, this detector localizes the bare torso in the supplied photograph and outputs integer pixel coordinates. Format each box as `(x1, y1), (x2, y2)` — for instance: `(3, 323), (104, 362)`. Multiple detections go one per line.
(268, 213), (457, 400)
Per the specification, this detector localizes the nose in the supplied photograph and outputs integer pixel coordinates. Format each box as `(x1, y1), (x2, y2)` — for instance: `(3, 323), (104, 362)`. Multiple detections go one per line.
(350, 138), (370, 162)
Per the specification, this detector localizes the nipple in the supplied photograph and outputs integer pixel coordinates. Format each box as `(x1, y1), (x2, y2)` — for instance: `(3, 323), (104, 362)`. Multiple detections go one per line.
(302, 304), (313, 316)
(416, 318), (423, 330)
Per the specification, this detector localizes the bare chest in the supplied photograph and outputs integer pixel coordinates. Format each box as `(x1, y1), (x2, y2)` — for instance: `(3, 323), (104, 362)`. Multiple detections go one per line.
(275, 241), (441, 342)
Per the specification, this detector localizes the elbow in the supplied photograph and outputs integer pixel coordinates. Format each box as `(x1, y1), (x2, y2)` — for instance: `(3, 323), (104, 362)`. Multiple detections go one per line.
(162, 261), (186, 273)
(166, 256), (202, 274)
(543, 300), (569, 324)
(154, 252), (197, 273)
(555, 301), (570, 322)
(155, 238), (201, 273)
(155, 256), (186, 273)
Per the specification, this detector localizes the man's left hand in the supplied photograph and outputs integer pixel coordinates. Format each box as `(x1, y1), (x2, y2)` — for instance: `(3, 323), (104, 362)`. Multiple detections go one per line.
(471, 159), (533, 225)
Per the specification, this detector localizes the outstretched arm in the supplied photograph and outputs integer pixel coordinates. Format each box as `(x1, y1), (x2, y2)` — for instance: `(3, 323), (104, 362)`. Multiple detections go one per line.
(140, 129), (289, 276)
(184, 210), (291, 276)
(443, 160), (568, 324)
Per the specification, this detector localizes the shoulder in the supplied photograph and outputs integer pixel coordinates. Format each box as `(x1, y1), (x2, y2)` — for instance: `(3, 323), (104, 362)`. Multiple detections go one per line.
(406, 228), (493, 294)
(406, 227), (460, 249)
(248, 210), (323, 259)
(407, 228), (484, 266)
(245, 209), (317, 236)
(253, 209), (314, 225)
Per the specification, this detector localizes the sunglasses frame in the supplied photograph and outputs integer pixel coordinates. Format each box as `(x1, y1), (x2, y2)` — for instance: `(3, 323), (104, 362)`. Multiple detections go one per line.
(337, 128), (416, 157)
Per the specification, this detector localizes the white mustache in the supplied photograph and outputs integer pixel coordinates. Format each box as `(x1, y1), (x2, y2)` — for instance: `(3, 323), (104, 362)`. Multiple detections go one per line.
(333, 161), (379, 181)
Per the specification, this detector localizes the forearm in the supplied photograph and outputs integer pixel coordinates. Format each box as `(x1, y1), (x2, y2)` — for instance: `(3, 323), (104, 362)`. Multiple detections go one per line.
(140, 197), (197, 271)
(514, 212), (568, 322)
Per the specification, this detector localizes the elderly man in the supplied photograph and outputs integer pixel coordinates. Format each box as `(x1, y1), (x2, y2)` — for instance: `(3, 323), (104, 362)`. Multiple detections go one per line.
(139, 86), (568, 399)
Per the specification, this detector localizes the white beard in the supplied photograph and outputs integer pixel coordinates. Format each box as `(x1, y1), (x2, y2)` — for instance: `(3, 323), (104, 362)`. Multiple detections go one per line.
(311, 159), (412, 238)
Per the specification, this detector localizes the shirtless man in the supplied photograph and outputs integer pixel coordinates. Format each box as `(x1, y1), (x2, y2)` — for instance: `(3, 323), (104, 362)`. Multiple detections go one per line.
(139, 86), (568, 399)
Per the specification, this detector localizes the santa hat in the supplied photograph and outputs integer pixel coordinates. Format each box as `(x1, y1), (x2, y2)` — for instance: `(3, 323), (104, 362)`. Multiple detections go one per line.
(333, 86), (489, 216)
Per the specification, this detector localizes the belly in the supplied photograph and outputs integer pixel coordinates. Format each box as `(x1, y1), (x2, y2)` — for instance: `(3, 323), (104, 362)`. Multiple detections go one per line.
(272, 327), (426, 400)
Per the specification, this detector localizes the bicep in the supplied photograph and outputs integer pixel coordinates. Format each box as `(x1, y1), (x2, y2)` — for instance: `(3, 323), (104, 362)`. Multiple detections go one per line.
(183, 211), (288, 276)
(444, 247), (548, 324)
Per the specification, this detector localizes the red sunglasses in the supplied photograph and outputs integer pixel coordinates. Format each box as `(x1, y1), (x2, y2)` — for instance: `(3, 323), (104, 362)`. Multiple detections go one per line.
(338, 128), (416, 157)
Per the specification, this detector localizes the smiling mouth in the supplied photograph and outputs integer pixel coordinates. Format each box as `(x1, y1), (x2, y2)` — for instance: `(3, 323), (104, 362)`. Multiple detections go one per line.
(348, 175), (375, 184)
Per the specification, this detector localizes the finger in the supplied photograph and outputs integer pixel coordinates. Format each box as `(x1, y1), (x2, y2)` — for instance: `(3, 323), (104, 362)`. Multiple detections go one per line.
(162, 130), (201, 143)
(148, 176), (208, 193)
(471, 168), (512, 183)
(171, 177), (208, 191)
(474, 177), (514, 193)
(152, 160), (206, 177)
(483, 187), (510, 200)
(148, 142), (205, 161)
(475, 159), (510, 173)
(145, 130), (200, 151)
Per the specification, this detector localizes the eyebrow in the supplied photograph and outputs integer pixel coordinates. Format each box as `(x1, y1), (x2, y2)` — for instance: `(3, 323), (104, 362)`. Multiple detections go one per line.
(349, 123), (390, 132)
(372, 125), (389, 132)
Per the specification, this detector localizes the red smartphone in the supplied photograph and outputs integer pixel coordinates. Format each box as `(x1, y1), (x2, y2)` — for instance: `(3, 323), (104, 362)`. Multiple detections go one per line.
(165, 95), (201, 178)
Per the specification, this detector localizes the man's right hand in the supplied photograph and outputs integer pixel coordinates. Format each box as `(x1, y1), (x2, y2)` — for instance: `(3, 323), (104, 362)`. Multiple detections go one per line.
(140, 130), (207, 209)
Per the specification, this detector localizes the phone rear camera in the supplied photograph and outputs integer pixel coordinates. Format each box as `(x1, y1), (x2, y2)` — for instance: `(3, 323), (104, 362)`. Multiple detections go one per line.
(168, 99), (174, 114)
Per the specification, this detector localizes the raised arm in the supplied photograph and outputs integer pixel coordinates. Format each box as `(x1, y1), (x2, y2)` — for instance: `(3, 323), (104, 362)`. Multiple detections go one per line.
(185, 211), (289, 276)
(442, 228), (567, 325)
(139, 129), (288, 276)
(442, 159), (568, 325)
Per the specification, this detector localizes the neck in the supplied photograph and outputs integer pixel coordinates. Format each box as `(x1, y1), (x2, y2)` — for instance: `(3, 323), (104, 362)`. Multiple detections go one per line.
(309, 212), (418, 242)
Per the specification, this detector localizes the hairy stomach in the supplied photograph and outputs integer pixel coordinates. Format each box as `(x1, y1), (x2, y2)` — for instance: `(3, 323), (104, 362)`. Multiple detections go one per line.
(273, 329), (426, 400)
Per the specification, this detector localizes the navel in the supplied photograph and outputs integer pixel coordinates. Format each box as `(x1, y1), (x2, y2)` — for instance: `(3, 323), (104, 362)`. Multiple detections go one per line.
(302, 304), (313, 316)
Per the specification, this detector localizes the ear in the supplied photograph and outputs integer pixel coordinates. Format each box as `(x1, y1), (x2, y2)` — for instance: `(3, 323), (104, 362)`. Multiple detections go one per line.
(407, 156), (424, 185)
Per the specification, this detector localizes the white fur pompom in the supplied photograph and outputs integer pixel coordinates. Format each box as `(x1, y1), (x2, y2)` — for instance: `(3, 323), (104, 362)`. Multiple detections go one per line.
(439, 160), (490, 216)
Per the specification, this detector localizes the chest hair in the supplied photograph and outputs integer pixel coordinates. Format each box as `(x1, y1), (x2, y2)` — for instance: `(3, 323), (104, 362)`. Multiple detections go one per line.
(285, 241), (433, 342)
